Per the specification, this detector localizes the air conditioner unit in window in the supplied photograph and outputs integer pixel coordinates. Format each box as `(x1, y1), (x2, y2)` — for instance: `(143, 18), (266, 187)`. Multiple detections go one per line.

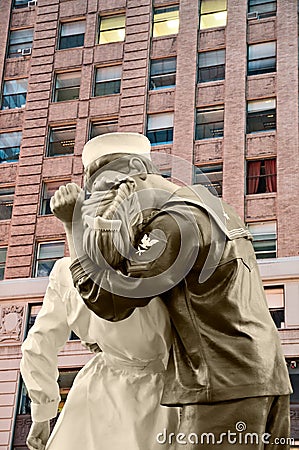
(22, 48), (32, 56)
(28, 0), (37, 7)
(247, 11), (259, 20)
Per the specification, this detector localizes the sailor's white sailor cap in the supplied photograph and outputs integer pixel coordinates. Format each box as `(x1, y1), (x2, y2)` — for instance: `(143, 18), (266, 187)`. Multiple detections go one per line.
(82, 132), (151, 169)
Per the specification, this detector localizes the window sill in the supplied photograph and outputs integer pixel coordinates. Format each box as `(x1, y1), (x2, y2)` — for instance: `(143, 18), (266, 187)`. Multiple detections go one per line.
(195, 137), (223, 143)
(246, 192), (276, 199)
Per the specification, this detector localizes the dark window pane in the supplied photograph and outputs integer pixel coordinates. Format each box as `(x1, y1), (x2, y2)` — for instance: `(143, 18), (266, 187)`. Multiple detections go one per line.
(48, 127), (75, 157)
(147, 128), (173, 145)
(270, 309), (285, 328)
(194, 165), (223, 197)
(0, 188), (14, 220)
(196, 107), (224, 139)
(90, 120), (118, 138)
(248, 0), (276, 17)
(247, 109), (276, 133)
(59, 34), (85, 49)
(95, 80), (121, 96)
(1, 93), (27, 110)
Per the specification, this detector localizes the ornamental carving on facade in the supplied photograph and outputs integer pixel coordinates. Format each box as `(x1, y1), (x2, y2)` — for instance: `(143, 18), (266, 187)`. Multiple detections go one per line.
(0, 305), (24, 342)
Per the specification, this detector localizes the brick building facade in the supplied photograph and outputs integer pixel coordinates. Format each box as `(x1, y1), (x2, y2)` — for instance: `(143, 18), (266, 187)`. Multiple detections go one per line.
(0, 0), (298, 448)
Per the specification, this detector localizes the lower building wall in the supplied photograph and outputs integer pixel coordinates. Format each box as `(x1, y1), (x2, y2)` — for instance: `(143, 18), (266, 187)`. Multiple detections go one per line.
(0, 256), (298, 449)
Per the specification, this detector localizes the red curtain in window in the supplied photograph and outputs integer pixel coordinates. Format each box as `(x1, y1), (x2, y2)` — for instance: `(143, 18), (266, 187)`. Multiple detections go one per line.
(265, 158), (277, 192)
(247, 160), (261, 194)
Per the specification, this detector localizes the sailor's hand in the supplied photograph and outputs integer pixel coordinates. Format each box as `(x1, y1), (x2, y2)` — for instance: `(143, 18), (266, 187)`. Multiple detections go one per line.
(50, 183), (82, 224)
(26, 421), (50, 450)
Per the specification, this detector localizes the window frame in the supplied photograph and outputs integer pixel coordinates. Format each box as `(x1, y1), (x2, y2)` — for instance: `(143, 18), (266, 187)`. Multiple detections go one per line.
(146, 112), (174, 146)
(150, 57), (177, 90)
(193, 164), (223, 197)
(264, 285), (285, 329)
(33, 241), (65, 277)
(152, 5), (180, 38)
(198, 49), (226, 83)
(248, 0), (277, 18)
(1, 78), (28, 110)
(246, 158), (276, 194)
(200, 0), (227, 30)
(90, 119), (118, 139)
(0, 247), (7, 281)
(0, 186), (15, 220)
(247, 98), (276, 133)
(195, 105), (225, 140)
(7, 28), (34, 58)
(47, 125), (76, 157)
(53, 71), (81, 103)
(0, 130), (22, 163)
(94, 65), (122, 97)
(247, 41), (276, 76)
(58, 20), (86, 50)
(247, 221), (277, 259)
(98, 14), (126, 45)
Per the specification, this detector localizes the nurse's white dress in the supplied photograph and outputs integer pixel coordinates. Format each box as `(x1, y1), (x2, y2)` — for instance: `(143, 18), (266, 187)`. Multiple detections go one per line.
(21, 258), (179, 450)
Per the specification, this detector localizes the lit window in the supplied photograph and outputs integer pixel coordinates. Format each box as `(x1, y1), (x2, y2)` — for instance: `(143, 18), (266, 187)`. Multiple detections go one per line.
(0, 187), (14, 220)
(200, 0), (227, 30)
(146, 113), (174, 146)
(248, 221), (276, 259)
(40, 181), (68, 215)
(94, 66), (122, 96)
(1, 78), (27, 110)
(248, 0), (276, 18)
(12, 0), (29, 8)
(198, 49), (225, 83)
(47, 126), (75, 157)
(264, 286), (285, 328)
(247, 98), (276, 133)
(0, 131), (22, 163)
(150, 57), (176, 90)
(246, 158), (276, 194)
(59, 21), (85, 50)
(99, 15), (126, 44)
(195, 105), (224, 140)
(0, 248), (7, 281)
(34, 242), (65, 277)
(194, 165), (223, 197)
(153, 6), (179, 37)
(8, 28), (33, 58)
(248, 42), (276, 75)
(90, 119), (118, 138)
(54, 72), (81, 102)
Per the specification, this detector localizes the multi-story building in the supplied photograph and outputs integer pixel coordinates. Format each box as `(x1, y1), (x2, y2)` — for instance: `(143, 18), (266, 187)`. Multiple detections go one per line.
(0, 0), (298, 448)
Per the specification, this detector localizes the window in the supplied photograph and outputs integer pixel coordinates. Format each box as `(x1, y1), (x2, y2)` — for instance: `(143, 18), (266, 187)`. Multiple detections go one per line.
(248, 42), (276, 75)
(247, 98), (276, 133)
(94, 66), (122, 96)
(0, 248), (7, 280)
(0, 187), (14, 220)
(8, 28), (33, 58)
(195, 105), (224, 140)
(248, 0), (276, 18)
(54, 72), (81, 102)
(99, 15), (126, 44)
(0, 131), (22, 163)
(1, 78), (27, 110)
(198, 49), (225, 83)
(47, 126), (75, 157)
(194, 165), (223, 196)
(200, 0), (227, 30)
(59, 21), (85, 50)
(264, 286), (285, 328)
(34, 241), (65, 277)
(90, 119), (118, 139)
(146, 113), (174, 146)
(40, 181), (67, 215)
(150, 58), (176, 90)
(246, 158), (276, 194)
(153, 6), (179, 38)
(248, 221), (276, 259)
(288, 359), (299, 405)
(12, 0), (29, 8)
(160, 169), (172, 179)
